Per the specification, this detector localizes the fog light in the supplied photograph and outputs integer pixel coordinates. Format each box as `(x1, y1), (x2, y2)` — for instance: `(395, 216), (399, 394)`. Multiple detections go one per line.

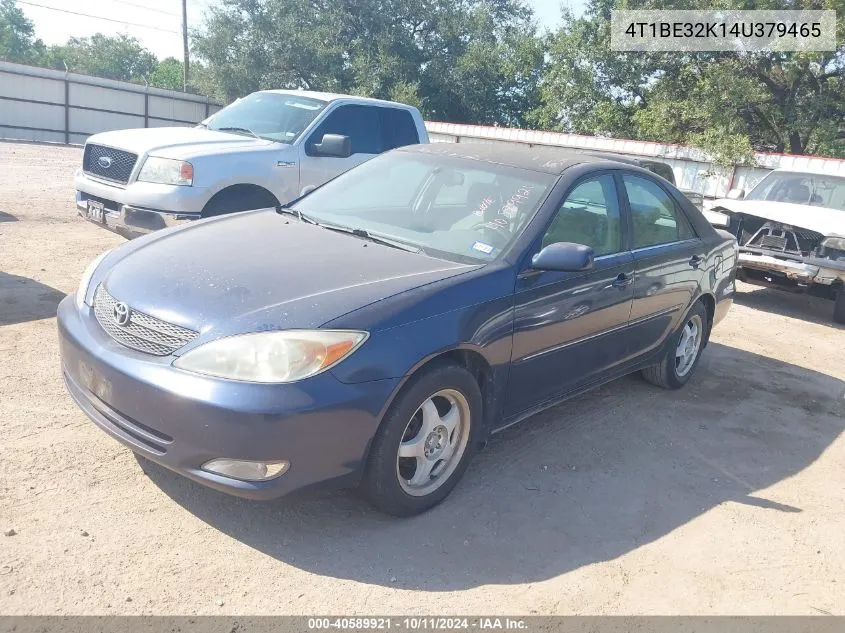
(201, 458), (289, 482)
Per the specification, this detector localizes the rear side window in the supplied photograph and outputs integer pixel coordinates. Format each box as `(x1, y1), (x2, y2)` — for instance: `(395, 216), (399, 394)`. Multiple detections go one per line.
(380, 108), (419, 150)
(624, 174), (695, 248)
(307, 105), (383, 155)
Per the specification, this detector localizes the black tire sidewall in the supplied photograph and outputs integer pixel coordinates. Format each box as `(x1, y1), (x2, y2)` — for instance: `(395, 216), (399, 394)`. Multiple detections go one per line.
(664, 301), (709, 389)
(362, 363), (482, 516)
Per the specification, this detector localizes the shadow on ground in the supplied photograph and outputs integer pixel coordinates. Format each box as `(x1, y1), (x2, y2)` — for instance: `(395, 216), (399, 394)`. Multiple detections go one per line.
(141, 342), (845, 590)
(0, 211), (17, 222)
(0, 272), (65, 325)
(733, 284), (843, 329)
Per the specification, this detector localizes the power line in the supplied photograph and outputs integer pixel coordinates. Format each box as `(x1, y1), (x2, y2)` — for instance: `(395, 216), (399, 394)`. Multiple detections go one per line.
(106, 0), (180, 17)
(15, 1), (181, 34)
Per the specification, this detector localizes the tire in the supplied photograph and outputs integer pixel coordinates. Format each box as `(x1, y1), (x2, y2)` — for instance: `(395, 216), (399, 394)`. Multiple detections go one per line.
(361, 362), (482, 516)
(834, 286), (845, 325)
(202, 186), (278, 218)
(642, 301), (709, 390)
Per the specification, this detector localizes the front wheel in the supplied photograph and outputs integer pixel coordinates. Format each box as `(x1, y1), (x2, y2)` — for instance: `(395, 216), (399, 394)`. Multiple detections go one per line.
(361, 363), (481, 516)
(642, 301), (708, 389)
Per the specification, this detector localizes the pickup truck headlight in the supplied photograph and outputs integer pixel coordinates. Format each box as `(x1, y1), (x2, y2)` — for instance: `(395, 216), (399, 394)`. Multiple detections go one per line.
(820, 236), (845, 253)
(137, 157), (193, 186)
(75, 249), (112, 309)
(173, 330), (368, 383)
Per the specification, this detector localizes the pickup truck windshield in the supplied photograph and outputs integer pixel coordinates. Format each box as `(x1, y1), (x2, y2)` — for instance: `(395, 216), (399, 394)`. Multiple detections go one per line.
(293, 152), (555, 263)
(206, 93), (327, 143)
(746, 171), (845, 211)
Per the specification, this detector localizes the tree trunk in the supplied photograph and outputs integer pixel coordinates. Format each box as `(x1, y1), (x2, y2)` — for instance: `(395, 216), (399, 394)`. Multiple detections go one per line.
(788, 131), (806, 154)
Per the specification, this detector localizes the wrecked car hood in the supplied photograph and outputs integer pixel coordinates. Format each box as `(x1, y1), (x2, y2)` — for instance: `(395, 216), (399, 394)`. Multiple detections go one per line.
(707, 199), (845, 237)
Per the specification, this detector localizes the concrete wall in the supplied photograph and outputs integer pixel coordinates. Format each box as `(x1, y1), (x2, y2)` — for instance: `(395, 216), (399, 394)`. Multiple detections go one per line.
(0, 60), (222, 145)
(426, 122), (845, 200)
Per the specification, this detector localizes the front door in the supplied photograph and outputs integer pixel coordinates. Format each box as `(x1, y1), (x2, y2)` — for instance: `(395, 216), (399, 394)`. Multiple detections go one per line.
(297, 104), (382, 194)
(506, 173), (635, 416)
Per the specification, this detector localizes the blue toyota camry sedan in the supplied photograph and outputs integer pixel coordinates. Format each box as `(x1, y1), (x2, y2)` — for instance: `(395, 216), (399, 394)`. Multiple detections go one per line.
(58, 143), (737, 516)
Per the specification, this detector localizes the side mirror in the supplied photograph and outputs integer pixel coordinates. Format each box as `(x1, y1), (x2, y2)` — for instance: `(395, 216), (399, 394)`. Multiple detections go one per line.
(531, 242), (594, 272)
(312, 134), (351, 158)
(726, 188), (745, 200)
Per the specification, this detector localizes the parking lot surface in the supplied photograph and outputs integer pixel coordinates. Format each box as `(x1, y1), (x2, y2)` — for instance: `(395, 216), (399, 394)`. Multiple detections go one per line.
(1, 141), (843, 615)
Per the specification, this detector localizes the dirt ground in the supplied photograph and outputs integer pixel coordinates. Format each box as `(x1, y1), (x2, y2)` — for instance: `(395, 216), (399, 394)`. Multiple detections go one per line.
(0, 141), (843, 616)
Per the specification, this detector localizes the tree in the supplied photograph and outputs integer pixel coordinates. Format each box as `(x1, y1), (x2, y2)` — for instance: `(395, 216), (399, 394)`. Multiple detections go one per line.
(45, 33), (158, 82)
(192, 0), (544, 126)
(533, 0), (845, 160)
(0, 0), (45, 64)
(149, 57), (184, 91)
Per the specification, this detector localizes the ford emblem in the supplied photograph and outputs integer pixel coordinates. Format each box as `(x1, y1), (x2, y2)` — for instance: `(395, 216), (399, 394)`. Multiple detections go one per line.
(113, 302), (130, 326)
(98, 156), (113, 169)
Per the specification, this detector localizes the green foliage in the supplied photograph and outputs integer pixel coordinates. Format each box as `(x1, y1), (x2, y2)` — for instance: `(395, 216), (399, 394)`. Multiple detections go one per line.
(534, 0), (845, 159)
(191, 0), (544, 126)
(0, 0), (45, 63)
(149, 57), (184, 91)
(44, 33), (158, 82)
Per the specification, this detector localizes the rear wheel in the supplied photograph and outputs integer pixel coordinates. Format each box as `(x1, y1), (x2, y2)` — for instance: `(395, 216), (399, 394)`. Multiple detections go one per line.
(361, 363), (481, 516)
(642, 301), (708, 389)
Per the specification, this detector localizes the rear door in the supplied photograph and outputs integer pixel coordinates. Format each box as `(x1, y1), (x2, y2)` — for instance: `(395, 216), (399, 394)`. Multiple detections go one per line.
(297, 104), (383, 193)
(622, 172), (706, 358)
(506, 173), (635, 416)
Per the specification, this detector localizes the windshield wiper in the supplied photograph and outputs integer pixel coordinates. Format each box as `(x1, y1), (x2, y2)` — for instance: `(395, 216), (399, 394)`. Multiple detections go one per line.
(215, 126), (262, 140)
(319, 223), (421, 253)
(275, 204), (319, 225)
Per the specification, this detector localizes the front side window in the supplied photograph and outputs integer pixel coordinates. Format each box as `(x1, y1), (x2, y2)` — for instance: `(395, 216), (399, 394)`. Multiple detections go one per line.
(542, 175), (622, 257)
(624, 174), (694, 249)
(206, 92), (326, 143)
(306, 105), (383, 155)
(294, 152), (555, 263)
(746, 172), (845, 211)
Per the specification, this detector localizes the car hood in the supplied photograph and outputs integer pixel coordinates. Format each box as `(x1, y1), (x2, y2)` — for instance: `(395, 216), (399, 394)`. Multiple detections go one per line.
(709, 199), (845, 236)
(100, 210), (475, 342)
(86, 126), (273, 160)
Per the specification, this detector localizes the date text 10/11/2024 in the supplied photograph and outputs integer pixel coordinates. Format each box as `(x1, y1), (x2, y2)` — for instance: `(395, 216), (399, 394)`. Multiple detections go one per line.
(307, 618), (528, 630)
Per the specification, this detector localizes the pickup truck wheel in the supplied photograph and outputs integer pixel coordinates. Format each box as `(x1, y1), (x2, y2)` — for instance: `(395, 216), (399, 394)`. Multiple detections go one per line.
(202, 186), (279, 218)
(642, 301), (708, 390)
(834, 286), (845, 325)
(361, 363), (481, 517)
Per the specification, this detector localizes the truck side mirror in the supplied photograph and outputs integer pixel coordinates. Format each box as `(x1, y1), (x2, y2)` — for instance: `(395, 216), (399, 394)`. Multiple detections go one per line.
(312, 134), (352, 158)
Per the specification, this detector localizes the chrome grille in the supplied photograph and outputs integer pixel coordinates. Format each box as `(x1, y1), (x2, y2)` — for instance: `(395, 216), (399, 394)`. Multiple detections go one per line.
(83, 144), (138, 184)
(759, 234), (787, 250)
(93, 285), (198, 356)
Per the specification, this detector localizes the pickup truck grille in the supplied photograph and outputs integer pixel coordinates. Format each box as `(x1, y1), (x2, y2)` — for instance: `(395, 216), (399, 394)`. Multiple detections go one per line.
(83, 144), (138, 184)
(93, 285), (198, 356)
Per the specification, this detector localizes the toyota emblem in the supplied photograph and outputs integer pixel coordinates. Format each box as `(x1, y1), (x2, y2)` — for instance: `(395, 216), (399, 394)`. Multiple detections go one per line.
(113, 302), (130, 326)
(98, 156), (113, 169)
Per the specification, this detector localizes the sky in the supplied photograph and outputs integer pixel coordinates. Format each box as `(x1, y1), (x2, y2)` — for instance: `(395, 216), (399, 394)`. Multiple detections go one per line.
(18, 0), (586, 61)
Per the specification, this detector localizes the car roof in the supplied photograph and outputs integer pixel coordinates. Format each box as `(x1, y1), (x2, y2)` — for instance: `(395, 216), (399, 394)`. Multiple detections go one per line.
(259, 89), (415, 110)
(398, 142), (636, 175)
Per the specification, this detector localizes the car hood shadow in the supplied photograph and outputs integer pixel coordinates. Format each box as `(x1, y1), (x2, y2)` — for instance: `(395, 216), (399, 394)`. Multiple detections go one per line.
(140, 341), (844, 591)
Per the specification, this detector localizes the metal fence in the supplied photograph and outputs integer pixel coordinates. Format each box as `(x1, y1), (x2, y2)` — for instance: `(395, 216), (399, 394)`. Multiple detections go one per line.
(0, 60), (223, 145)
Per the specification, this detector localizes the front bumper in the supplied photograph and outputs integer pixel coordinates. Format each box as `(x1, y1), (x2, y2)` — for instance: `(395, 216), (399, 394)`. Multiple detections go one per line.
(75, 170), (208, 238)
(738, 251), (845, 288)
(57, 296), (399, 500)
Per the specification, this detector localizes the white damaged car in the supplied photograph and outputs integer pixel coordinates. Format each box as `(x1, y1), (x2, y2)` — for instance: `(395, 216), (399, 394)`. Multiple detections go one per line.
(703, 168), (845, 324)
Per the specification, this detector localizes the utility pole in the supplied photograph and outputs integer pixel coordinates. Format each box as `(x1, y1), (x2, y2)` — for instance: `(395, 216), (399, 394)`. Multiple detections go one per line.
(181, 0), (190, 91)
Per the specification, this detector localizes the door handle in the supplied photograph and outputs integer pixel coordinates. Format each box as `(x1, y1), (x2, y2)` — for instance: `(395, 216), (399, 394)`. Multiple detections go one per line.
(689, 255), (703, 269)
(612, 272), (634, 288)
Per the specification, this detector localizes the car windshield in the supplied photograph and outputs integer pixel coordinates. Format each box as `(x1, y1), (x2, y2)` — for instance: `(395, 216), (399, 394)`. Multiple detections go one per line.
(292, 152), (556, 263)
(745, 171), (845, 211)
(205, 92), (326, 143)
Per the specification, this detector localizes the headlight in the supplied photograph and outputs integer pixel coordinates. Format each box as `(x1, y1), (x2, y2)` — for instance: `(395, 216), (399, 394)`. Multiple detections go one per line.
(75, 249), (112, 309)
(137, 157), (193, 186)
(173, 330), (368, 383)
(821, 236), (845, 252)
